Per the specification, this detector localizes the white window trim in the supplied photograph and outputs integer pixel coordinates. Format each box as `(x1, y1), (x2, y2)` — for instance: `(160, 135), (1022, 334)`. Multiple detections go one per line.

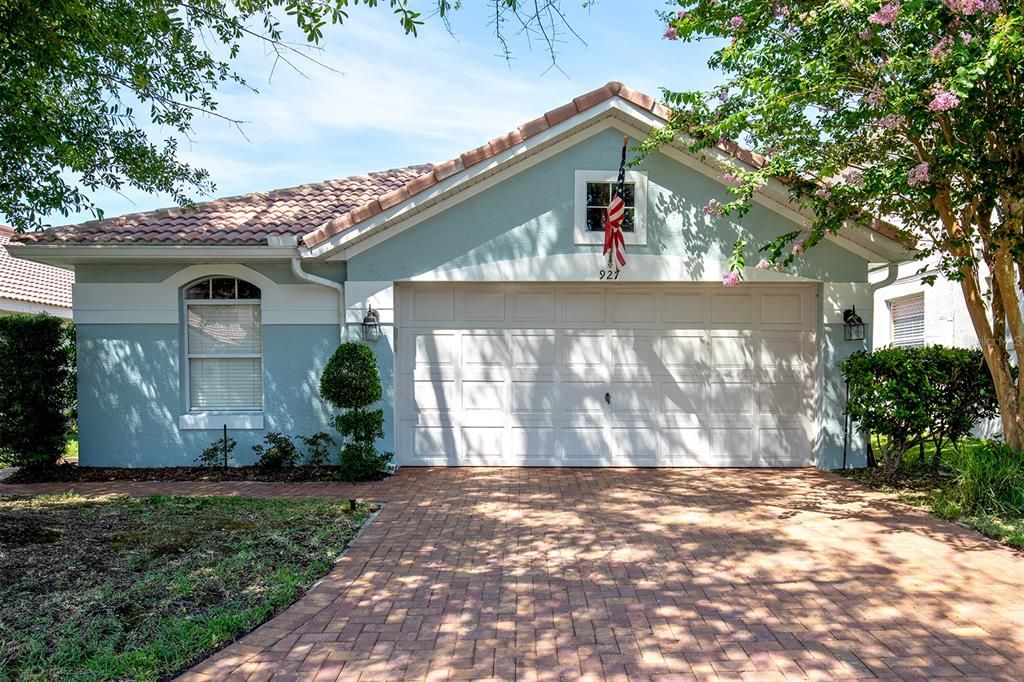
(182, 277), (264, 420)
(574, 169), (648, 246)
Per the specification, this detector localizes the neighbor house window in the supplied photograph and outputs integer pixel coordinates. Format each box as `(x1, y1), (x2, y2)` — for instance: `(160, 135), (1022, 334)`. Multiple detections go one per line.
(184, 277), (262, 410)
(574, 170), (647, 246)
(890, 294), (924, 348)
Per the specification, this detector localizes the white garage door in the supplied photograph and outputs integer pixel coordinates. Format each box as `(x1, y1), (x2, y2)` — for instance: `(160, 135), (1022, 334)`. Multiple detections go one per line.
(396, 284), (817, 467)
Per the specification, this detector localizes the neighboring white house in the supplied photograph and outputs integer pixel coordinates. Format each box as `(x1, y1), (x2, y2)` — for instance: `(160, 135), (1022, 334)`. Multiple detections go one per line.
(0, 225), (72, 318)
(871, 256), (1017, 356)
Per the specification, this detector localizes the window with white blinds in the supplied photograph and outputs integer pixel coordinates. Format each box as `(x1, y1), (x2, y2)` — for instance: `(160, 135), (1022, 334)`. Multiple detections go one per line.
(890, 294), (925, 348)
(185, 277), (262, 410)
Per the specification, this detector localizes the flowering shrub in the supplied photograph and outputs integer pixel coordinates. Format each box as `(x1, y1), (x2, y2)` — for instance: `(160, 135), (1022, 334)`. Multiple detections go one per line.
(647, 0), (1024, 450)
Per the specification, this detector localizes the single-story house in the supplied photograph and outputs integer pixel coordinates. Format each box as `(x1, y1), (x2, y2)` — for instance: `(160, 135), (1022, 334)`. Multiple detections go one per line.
(8, 82), (911, 469)
(0, 225), (72, 318)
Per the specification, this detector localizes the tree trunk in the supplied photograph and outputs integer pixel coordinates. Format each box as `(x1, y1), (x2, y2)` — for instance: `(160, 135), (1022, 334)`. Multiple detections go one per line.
(959, 274), (1023, 451)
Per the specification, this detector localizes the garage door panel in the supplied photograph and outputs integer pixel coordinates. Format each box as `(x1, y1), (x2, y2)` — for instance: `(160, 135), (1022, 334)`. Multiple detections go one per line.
(398, 284), (816, 468)
(612, 334), (660, 369)
(611, 292), (656, 323)
(512, 333), (556, 366)
(562, 333), (605, 366)
(413, 332), (458, 367)
(562, 291), (605, 322)
(562, 426), (612, 463)
(562, 382), (607, 413)
(461, 333), (508, 366)
(612, 427), (658, 465)
(512, 381), (558, 413)
(610, 382), (658, 413)
(759, 428), (812, 466)
(462, 291), (505, 321)
(659, 333), (706, 368)
(412, 379), (459, 412)
(462, 380), (505, 412)
(661, 427), (707, 465)
(710, 293), (754, 325)
(662, 382), (705, 414)
(463, 427), (504, 460)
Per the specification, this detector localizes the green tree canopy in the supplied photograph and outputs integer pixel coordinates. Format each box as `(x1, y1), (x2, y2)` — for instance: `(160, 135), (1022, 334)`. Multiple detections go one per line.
(0, 0), (580, 232)
(650, 0), (1024, 450)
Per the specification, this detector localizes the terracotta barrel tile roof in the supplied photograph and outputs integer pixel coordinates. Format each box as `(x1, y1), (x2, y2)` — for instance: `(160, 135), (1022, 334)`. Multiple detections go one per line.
(0, 227), (73, 308)
(12, 165), (433, 246)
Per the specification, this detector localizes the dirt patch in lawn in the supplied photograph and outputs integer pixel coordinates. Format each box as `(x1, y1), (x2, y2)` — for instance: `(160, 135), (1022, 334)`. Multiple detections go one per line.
(1, 462), (375, 484)
(0, 494), (375, 681)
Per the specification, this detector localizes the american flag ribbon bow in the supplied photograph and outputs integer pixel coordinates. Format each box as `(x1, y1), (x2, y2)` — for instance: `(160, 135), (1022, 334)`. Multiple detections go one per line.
(603, 136), (629, 270)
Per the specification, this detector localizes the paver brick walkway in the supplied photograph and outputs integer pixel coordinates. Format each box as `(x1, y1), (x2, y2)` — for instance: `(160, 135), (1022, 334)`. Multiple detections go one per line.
(6, 468), (1023, 680)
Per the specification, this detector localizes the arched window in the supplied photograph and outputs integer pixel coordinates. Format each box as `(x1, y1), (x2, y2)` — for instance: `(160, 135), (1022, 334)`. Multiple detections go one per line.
(184, 277), (262, 410)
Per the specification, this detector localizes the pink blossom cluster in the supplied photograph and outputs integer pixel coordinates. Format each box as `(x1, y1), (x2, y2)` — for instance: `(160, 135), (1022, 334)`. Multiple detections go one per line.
(756, 258), (771, 270)
(815, 187), (832, 200)
(931, 35), (954, 60)
(792, 237), (807, 256)
(941, 0), (984, 14)
(907, 162), (930, 188)
(721, 172), (743, 185)
(929, 89), (961, 112)
(703, 199), (725, 217)
(877, 113), (905, 130)
(730, 16), (746, 29)
(868, 1), (900, 26)
(865, 88), (884, 106)
(859, 28), (874, 41)
(664, 26), (678, 40)
(722, 271), (741, 287)
(841, 168), (865, 188)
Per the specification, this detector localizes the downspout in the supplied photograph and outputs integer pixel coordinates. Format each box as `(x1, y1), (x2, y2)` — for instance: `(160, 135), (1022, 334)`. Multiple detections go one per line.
(271, 236), (346, 342)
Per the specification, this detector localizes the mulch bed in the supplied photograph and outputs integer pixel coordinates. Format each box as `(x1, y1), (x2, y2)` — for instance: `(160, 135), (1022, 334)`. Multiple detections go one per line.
(2, 463), (360, 484)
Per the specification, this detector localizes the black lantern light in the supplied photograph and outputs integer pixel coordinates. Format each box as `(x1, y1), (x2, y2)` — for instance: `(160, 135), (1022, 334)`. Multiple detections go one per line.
(361, 304), (381, 342)
(843, 306), (866, 341)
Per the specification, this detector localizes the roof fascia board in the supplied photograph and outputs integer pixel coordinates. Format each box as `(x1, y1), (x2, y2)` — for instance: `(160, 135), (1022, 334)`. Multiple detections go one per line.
(305, 98), (655, 260)
(6, 244), (299, 267)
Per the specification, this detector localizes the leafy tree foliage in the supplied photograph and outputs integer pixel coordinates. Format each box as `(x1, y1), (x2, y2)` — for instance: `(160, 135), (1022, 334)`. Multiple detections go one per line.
(651, 1), (1024, 449)
(840, 345), (999, 479)
(0, 0), (581, 232)
(0, 315), (75, 468)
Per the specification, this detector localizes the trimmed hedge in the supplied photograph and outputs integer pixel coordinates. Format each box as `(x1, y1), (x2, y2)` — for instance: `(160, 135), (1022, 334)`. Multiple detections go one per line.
(0, 314), (75, 468)
(840, 345), (999, 479)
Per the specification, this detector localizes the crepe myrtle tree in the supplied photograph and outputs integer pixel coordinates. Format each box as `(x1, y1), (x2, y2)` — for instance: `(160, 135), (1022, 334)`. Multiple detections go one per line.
(645, 0), (1024, 451)
(0, 0), (582, 232)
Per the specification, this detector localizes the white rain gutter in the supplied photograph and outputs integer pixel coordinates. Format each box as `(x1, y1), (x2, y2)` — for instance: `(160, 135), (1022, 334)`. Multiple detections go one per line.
(271, 236), (346, 342)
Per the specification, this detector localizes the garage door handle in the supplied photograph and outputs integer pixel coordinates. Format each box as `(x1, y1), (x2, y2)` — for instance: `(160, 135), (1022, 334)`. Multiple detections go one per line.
(605, 392), (611, 405)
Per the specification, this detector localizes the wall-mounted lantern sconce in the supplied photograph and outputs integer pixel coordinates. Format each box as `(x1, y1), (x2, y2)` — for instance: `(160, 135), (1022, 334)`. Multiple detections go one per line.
(843, 306), (866, 341)
(361, 305), (381, 342)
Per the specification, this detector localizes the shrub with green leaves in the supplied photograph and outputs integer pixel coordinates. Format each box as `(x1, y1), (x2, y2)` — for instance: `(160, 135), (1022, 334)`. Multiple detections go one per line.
(252, 432), (300, 468)
(299, 431), (334, 467)
(0, 314), (74, 468)
(840, 345), (999, 480)
(320, 342), (392, 481)
(196, 434), (236, 468)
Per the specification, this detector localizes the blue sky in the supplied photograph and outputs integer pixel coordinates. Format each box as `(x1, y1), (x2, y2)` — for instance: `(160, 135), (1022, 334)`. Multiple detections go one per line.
(51, 0), (726, 226)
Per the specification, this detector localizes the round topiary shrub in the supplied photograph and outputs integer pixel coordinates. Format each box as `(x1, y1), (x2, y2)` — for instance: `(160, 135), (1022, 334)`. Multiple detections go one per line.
(319, 342), (392, 482)
(320, 342), (382, 410)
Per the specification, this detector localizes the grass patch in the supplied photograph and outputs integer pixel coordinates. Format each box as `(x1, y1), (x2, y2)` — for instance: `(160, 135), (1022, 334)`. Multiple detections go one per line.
(63, 430), (78, 461)
(0, 494), (373, 681)
(843, 438), (1024, 550)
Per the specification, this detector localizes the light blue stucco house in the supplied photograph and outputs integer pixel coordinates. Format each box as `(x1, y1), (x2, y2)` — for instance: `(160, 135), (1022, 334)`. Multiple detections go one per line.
(9, 83), (910, 470)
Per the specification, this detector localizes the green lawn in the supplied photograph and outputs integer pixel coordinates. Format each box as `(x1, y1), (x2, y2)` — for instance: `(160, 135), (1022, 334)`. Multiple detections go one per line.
(63, 430), (78, 460)
(0, 494), (373, 681)
(844, 438), (1024, 550)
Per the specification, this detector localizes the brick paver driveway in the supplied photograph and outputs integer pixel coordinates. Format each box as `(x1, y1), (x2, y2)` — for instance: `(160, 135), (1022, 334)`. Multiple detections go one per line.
(66, 468), (1024, 681)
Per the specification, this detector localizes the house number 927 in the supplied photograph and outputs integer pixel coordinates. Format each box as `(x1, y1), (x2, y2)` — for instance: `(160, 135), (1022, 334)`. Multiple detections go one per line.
(598, 269), (620, 280)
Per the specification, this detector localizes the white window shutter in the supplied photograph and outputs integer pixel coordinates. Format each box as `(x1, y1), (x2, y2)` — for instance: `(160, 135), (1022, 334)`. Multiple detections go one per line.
(891, 295), (925, 347)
